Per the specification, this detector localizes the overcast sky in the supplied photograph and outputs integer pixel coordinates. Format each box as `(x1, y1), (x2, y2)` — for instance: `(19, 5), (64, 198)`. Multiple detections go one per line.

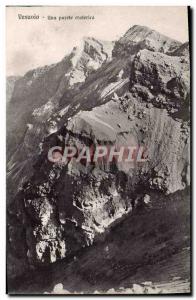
(6, 6), (189, 76)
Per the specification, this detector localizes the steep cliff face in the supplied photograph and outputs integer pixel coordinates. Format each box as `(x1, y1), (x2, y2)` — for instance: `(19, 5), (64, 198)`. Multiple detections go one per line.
(7, 37), (114, 202)
(7, 37), (114, 156)
(170, 42), (190, 57)
(7, 25), (190, 293)
(6, 76), (20, 103)
(130, 49), (190, 114)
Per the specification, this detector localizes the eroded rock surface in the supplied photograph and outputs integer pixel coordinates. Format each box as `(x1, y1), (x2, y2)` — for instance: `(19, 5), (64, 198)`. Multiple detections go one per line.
(7, 25), (190, 294)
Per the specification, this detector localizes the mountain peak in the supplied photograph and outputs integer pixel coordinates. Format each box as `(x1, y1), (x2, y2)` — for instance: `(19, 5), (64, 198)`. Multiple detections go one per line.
(112, 25), (181, 57)
(122, 25), (156, 44)
(123, 24), (179, 42)
(68, 36), (114, 74)
(125, 24), (154, 34)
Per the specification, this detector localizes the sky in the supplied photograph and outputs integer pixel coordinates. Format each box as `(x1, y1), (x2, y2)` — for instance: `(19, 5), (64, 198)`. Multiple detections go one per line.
(6, 6), (189, 76)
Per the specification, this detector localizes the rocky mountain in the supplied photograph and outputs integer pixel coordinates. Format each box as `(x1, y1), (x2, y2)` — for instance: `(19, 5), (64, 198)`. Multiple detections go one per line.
(112, 25), (181, 57)
(170, 41), (190, 57)
(7, 25), (190, 294)
(6, 76), (20, 103)
(6, 37), (114, 202)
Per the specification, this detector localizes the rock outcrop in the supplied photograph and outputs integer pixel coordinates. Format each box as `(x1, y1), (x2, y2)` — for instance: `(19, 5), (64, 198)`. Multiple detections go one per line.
(6, 76), (20, 103)
(130, 49), (190, 117)
(170, 42), (190, 57)
(7, 25), (190, 293)
(112, 25), (181, 57)
(6, 37), (114, 202)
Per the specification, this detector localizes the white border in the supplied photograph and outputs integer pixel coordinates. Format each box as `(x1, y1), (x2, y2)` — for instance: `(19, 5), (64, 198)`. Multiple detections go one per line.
(1, 0), (195, 299)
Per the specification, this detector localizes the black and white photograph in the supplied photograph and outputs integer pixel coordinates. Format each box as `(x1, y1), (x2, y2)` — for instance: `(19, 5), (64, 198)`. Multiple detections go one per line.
(6, 5), (191, 295)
